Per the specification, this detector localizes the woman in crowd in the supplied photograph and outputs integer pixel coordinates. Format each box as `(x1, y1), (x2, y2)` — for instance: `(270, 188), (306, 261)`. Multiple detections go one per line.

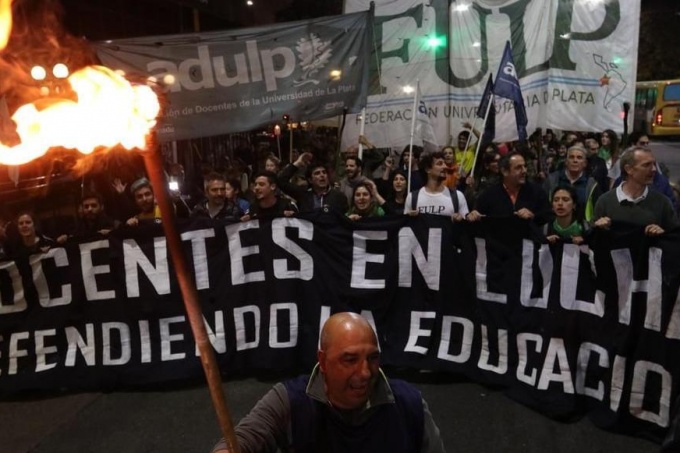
(13, 211), (54, 256)
(346, 182), (385, 220)
(381, 169), (408, 215)
(545, 185), (589, 245)
(441, 146), (460, 190)
(542, 128), (559, 153)
(599, 129), (619, 171)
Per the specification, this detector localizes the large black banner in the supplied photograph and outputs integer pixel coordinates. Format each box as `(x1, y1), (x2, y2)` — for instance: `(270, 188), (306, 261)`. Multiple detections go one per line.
(0, 212), (678, 444)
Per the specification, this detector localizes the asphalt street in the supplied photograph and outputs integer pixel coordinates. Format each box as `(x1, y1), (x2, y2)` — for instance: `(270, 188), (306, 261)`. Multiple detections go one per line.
(0, 371), (662, 453)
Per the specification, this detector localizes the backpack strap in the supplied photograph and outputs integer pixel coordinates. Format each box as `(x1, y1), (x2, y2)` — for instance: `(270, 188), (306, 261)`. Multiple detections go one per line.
(448, 188), (459, 213)
(410, 188), (420, 211)
(411, 187), (459, 213)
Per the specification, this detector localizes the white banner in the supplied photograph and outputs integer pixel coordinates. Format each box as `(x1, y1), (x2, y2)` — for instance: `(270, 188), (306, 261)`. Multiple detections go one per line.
(343, 0), (640, 148)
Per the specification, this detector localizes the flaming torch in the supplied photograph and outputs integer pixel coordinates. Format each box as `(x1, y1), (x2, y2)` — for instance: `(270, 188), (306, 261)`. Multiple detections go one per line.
(0, 3), (240, 452)
(0, 0), (11, 50)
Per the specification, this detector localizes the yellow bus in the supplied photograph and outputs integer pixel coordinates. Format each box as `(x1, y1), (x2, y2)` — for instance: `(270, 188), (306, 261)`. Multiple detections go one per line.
(634, 79), (680, 137)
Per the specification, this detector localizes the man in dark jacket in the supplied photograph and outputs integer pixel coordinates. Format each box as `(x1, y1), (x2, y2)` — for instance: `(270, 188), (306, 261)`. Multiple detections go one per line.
(278, 152), (349, 214)
(211, 312), (445, 453)
(467, 152), (551, 225)
(191, 172), (245, 221)
(594, 147), (678, 236)
(57, 192), (119, 243)
(242, 171), (297, 221)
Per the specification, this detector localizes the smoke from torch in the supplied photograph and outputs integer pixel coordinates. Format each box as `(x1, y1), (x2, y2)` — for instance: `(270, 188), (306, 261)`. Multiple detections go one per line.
(0, 0), (160, 166)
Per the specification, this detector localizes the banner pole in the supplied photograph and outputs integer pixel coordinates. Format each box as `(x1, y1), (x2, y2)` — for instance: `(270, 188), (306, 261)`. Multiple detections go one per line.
(276, 133), (281, 161)
(470, 94), (494, 179)
(407, 80), (419, 196)
(462, 116), (477, 159)
(140, 142), (241, 453)
(358, 107), (366, 160)
(277, 136), (281, 161)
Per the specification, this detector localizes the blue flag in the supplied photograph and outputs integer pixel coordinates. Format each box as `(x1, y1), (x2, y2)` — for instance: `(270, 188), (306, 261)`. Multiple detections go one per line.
(493, 41), (527, 142)
(476, 74), (494, 119)
(477, 74), (495, 144)
(483, 103), (495, 145)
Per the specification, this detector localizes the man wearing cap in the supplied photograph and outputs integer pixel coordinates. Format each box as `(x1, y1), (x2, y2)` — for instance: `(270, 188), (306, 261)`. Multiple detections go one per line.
(126, 177), (162, 226)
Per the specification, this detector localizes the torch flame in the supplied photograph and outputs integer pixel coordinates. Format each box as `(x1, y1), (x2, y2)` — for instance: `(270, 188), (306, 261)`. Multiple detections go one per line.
(0, 0), (11, 50)
(0, 65), (160, 165)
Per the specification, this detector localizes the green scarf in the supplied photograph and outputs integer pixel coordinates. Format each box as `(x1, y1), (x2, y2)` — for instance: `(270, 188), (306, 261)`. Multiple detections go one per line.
(598, 146), (611, 161)
(347, 202), (385, 218)
(552, 219), (583, 238)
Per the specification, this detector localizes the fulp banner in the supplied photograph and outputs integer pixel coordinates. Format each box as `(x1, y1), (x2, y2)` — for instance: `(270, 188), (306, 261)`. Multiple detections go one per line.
(342, 0), (639, 148)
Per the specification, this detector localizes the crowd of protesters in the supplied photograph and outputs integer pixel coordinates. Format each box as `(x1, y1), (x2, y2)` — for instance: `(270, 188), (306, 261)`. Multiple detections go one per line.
(0, 126), (678, 261)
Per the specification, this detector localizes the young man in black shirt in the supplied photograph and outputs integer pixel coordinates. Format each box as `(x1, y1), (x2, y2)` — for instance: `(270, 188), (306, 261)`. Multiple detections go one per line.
(242, 171), (298, 221)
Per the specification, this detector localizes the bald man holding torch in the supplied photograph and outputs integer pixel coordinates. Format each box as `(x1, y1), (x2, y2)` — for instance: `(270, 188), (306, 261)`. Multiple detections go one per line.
(212, 312), (445, 453)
